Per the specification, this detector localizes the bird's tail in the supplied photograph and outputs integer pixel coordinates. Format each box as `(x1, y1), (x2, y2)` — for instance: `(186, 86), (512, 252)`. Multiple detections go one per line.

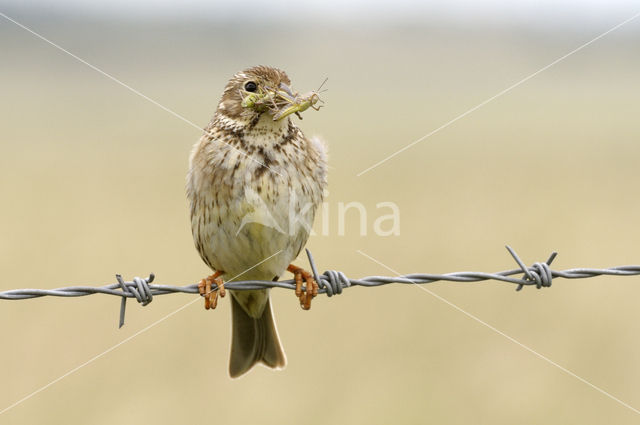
(229, 294), (286, 378)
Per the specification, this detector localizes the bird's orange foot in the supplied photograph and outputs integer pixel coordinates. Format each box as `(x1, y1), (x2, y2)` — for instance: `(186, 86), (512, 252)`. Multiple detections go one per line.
(198, 271), (226, 310)
(287, 264), (318, 310)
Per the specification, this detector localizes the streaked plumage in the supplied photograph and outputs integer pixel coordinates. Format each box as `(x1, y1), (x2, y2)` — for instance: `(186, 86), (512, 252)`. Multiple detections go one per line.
(187, 66), (327, 377)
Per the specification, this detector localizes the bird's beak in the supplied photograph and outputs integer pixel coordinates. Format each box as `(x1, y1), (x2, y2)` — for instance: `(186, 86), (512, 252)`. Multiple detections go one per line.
(240, 82), (322, 121)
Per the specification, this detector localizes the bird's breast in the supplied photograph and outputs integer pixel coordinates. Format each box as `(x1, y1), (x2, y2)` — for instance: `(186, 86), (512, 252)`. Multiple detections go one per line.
(188, 127), (324, 282)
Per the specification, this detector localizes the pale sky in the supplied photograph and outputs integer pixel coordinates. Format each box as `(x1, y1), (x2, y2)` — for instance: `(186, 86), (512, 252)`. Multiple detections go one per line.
(5, 0), (640, 28)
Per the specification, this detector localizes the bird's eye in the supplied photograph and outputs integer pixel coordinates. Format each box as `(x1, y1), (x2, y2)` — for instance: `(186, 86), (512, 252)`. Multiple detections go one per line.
(244, 81), (257, 92)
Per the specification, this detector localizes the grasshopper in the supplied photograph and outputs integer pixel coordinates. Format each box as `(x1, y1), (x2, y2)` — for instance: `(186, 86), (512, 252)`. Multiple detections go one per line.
(239, 78), (326, 121)
(271, 80), (325, 121)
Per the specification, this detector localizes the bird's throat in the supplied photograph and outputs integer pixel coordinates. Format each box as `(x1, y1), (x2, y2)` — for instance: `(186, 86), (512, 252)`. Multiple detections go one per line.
(219, 112), (292, 149)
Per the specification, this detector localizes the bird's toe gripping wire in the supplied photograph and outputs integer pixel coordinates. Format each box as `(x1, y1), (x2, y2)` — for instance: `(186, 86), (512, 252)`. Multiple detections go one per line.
(198, 271), (226, 310)
(287, 263), (318, 310)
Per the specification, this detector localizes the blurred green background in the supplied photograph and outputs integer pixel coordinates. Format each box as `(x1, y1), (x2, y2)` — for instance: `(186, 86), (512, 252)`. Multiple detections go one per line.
(1, 2), (640, 424)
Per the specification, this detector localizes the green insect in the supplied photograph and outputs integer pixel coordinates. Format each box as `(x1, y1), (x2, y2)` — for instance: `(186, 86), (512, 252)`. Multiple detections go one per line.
(240, 78), (326, 120)
(240, 89), (274, 112)
(269, 78), (327, 121)
(272, 90), (322, 121)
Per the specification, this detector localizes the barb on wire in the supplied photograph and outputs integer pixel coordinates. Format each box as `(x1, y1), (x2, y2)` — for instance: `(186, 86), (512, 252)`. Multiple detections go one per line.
(2, 247), (640, 327)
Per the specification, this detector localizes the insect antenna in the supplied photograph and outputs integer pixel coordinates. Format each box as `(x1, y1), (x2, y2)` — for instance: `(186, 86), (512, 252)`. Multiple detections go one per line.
(316, 77), (328, 93)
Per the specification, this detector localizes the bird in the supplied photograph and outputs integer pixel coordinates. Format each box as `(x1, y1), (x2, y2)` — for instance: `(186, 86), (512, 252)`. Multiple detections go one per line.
(187, 65), (328, 378)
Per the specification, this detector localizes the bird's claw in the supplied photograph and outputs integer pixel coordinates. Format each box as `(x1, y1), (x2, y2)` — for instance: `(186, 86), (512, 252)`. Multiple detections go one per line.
(287, 264), (318, 310)
(198, 271), (225, 310)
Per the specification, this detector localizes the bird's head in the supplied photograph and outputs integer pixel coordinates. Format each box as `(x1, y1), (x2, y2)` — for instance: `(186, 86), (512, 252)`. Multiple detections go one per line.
(217, 65), (322, 123)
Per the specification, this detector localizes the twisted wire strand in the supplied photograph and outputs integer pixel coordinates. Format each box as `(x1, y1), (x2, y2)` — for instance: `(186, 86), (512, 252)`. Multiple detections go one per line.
(2, 247), (640, 327)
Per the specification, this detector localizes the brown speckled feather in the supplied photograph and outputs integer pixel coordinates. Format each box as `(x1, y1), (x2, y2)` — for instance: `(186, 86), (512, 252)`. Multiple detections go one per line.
(187, 66), (327, 377)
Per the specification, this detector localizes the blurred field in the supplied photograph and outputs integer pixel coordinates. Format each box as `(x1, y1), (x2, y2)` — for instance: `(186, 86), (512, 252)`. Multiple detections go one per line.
(1, 10), (640, 425)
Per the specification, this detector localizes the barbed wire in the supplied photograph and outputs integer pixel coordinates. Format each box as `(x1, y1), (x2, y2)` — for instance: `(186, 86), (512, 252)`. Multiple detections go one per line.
(2, 246), (640, 328)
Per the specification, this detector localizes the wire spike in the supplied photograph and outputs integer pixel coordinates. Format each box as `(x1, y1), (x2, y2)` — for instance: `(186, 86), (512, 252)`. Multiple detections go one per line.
(116, 274), (128, 329)
(306, 249), (322, 288)
(505, 245), (533, 280)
